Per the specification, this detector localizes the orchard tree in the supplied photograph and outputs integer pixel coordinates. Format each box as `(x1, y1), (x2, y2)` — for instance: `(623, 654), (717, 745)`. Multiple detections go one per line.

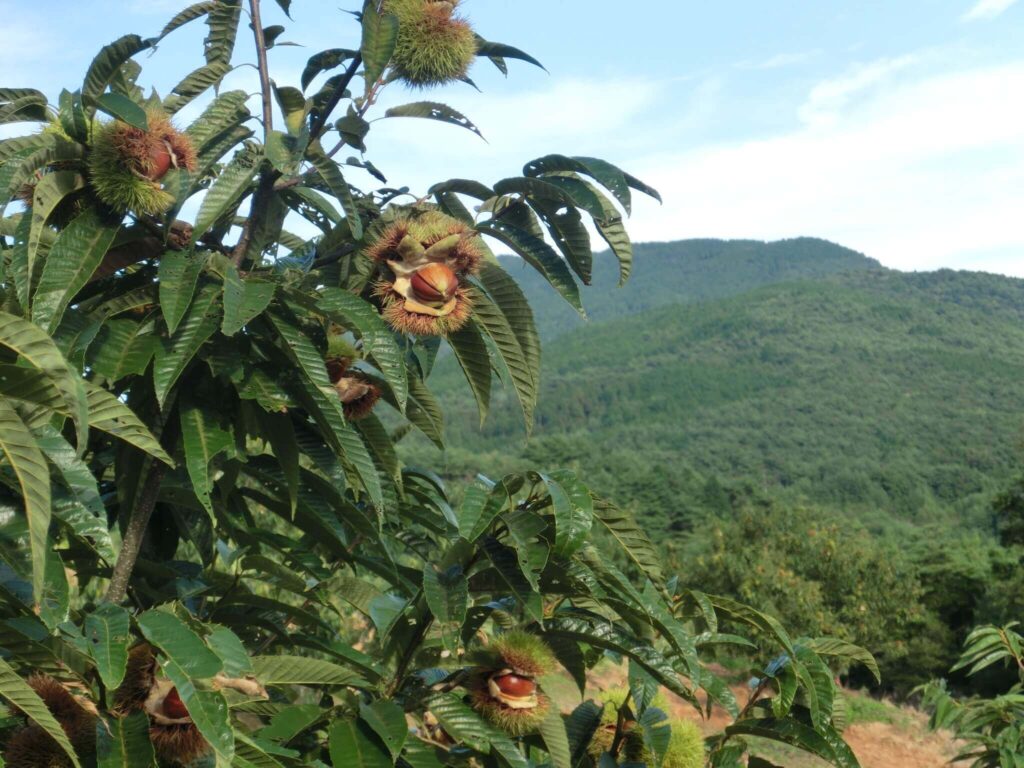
(0, 2), (875, 766)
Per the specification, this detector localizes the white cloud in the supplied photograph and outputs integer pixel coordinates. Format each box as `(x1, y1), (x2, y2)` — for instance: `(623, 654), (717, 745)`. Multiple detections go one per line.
(962, 0), (1020, 21)
(628, 60), (1024, 277)
(736, 50), (821, 71)
(799, 56), (917, 126)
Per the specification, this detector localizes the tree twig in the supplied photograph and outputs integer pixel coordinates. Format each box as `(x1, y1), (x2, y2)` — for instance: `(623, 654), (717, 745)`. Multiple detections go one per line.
(609, 690), (634, 758)
(231, 0), (277, 268)
(232, 7), (362, 267)
(103, 387), (179, 604)
(737, 677), (771, 720)
(309, 55), (363, 141)
(104, 461), (168, 604)
(248, 0), (274, 141)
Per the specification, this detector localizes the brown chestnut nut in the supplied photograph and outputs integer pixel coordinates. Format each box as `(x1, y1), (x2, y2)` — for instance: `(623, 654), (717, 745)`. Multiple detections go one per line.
(492, 673), (537, 698)
(162, 687), (189, 720)
(410, 263), (458, 305)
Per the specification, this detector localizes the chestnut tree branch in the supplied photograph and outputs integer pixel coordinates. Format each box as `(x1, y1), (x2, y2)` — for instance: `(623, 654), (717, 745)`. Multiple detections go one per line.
(233, 0), (277, 267)
(233, 10), (362, 267)
(249, 0), (274, 141)
(103, 461), (167, 604)
(309, 54), (363, 141)
(103, 388), (180, 605)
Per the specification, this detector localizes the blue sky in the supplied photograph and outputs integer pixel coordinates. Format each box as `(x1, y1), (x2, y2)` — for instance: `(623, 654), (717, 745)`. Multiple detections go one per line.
(3, 0), (1022, 276)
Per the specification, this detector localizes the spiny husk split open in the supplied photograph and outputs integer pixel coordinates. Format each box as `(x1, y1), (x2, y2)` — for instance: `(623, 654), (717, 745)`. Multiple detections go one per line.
(470, 685), (551, 737)
(111, 644), (211, 767)
(368, 211), (483, 336)
(88, 110), (197, 216)
(468, 631), (558, 737)
(489, 631), (557, 677)
(331, 364), (383, 421)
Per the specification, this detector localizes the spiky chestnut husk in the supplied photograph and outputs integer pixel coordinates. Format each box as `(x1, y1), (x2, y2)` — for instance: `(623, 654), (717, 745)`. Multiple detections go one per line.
(599, 687), (671, 716)
(383, 0), (477, 87)
(469, 686), (550, 738)
(2, 676), (97, 767)
(663, 719), (705, 768)
(88, 111), (197, 216)
(326, 335), (359, 367)
(489, 631), (557, 678)
(112, 645), (210, 766)
(144, 680), (209, 766)
(2, 725), (75, 768)
(367, 212), (482, 336)
(373, 279), (473, 336)
(113, 644), (159, 715)
(585, 722), (648, 764)
(367, 211), (482, 275)
(149, 723), (209, 767)
(334, 370), (382, 421)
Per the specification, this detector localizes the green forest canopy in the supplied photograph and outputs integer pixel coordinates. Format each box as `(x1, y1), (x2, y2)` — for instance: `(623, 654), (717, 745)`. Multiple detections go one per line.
(412, 239), (1024, 531)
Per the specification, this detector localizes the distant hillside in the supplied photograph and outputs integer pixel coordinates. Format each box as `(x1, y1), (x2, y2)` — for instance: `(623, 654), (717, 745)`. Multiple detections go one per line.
(500, 237), (882, 339)
(406, 253), (1024, 530)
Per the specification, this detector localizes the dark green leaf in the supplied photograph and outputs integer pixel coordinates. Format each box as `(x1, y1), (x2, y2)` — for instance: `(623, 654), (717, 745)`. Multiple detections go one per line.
(308, 147), (362, 239)
(180, 398), (234, 520)
(85, 603), (131, 690)
(359, 700), (407, 760)
(0, 399), (51, 612)
(384, 102), (483, 138)
(447, 320), (491, 426)
(361, 8), (399, 92)
(97, 712), (155, 768)
(136, 610), (223, 679)
(725, 718), (859, 768)
(32, 209), (120, 333)
(253, 656), (369, 687)
(159, 250), (206, 335)
(477, 219), (582, 314)
(94, 92), (148, 130)
(82, 35), (151, 109)
(329, 719), (391, 768)
(153, 284), (221, 407)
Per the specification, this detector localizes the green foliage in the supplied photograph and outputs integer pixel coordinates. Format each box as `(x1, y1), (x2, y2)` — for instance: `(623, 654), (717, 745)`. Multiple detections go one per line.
(919, 623), (1024, 767)
(993, 477), (1024, 548)
(673, 503), (930, 689)
(0, 3), (871, 768)
(418, 258), (1024, 529)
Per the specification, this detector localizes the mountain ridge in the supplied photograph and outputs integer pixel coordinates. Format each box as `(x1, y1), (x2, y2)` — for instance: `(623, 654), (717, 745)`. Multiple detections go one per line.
(404, 238), (1024, 530)
(499, 236), (883, 340)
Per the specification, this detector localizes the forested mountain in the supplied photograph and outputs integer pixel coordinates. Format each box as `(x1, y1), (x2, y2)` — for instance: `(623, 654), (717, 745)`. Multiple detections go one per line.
(408, 242), (1024, 531)
(500, 237), (881, 339)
